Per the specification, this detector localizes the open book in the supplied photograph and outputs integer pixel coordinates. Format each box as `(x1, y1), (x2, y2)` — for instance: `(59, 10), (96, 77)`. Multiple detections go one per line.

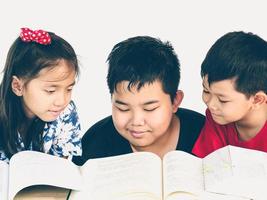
(0, 151), (81, 200)
(69, 145), (267, 200)
(1, 146), (267, 200)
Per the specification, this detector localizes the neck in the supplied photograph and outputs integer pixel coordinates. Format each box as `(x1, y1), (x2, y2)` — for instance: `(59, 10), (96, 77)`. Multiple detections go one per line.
(131, 115), (180, 159)
(235, 107), (267, 141)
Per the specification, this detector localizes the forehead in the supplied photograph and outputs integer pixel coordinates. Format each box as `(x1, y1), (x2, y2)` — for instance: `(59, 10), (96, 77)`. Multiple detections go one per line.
(36, 60), (75, 82)
(116, 80), (164, 92)
(113, 80), (169, 100)
(203, 75), (240, 95)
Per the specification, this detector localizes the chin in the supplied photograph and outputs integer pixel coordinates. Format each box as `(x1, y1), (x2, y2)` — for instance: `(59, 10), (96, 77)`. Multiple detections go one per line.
(39, 115), (58, 122)
(213, 118), (229, 125)
(130, 140), (152, 148)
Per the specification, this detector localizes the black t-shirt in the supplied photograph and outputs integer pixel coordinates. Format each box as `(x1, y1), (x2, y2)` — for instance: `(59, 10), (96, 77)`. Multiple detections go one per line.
(73, 108), (205, 166)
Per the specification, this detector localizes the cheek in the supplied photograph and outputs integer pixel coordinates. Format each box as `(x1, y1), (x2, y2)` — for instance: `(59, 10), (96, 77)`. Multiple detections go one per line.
(219, 104), (243, 121)
(112, 110), (129, 130)
(148, 109), (173, 129)
(224, 102), (250, 116)
(65, 92), (72, 103)
(23, 92), (41, 106)
(202, 93), (209, 104)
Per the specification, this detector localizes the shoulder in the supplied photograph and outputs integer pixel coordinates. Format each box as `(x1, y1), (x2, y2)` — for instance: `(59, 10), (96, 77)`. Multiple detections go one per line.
(45, 101), (80, 135)
(176, 107), (205, 125)
(82, 115), (121, 151)
(82, 115), (114, 142)
(73, 116), (131, 165)
(176, 108), (205, 153)
(61, 100), (78, 118)
(81, 116), (117, 156)
(56, 100), (79, 124)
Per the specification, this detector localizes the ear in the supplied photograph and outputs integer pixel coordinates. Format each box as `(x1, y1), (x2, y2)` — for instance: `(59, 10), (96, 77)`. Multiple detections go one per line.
(251, 91), (267, 108)
(172, 90), (184, 113)
(11, 76), (24, 96)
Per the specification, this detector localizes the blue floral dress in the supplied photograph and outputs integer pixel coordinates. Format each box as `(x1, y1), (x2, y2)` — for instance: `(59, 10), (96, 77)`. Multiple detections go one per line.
(0, 101), (82, 163)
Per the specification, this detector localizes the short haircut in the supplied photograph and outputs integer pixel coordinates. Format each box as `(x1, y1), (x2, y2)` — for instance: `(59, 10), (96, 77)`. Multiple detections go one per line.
(201, 31), (267, 96)
(107, 36), (180, 101)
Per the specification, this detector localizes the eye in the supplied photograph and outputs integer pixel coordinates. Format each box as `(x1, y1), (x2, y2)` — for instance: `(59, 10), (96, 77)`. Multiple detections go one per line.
(144, 107), (158, 112)
(116, 107), (129, 112)
(45, 90), (55, 94)
(203, 89), (209, 94)
(67, 87), (73, 92)
(219, 99), (229, 103)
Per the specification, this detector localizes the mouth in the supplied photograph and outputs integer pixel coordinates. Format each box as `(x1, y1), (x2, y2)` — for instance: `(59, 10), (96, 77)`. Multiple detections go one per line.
(49, 109), (64, 117)
(211, 112), (221, 117)
(210, 113), (227, 124)
(128, 130), (147, 138)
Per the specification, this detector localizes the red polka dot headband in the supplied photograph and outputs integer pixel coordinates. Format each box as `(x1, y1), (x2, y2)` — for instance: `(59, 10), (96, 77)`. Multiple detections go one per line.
(20, 28), (51, 45)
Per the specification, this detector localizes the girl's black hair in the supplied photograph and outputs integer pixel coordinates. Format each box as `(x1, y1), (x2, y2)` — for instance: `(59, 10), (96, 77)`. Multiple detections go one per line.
(0, 31), (79, 158)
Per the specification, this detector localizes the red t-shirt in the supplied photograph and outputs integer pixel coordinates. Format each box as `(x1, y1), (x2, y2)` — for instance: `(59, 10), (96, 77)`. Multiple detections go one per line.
(192, 109), (267, 158)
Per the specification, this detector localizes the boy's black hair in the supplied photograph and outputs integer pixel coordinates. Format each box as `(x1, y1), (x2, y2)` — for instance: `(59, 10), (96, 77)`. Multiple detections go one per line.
(201, 31), (267, 96)
(107, 36), (180, 102)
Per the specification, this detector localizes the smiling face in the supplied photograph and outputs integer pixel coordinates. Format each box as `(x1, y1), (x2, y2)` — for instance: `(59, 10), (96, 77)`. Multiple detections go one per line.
(202, 75), (254, 125)
(111, 80), (182, 152)
(12, 59), (76, 122)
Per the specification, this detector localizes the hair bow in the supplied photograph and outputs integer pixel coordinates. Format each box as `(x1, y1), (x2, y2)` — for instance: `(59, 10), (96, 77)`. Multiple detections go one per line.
(20, 28), (51, 45)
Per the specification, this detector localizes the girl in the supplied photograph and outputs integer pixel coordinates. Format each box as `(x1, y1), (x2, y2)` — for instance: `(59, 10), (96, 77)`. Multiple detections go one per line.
(0, 28), (82, 162)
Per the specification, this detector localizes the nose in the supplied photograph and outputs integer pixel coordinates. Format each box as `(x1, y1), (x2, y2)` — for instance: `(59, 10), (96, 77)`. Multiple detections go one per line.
(54, 91), (69, 107)
(205, 96), (218, 112)
(131, 111), (145, 126)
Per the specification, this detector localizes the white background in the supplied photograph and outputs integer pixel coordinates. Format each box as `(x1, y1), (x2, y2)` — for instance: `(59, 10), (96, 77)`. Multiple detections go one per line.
(1, 0), (267, 134)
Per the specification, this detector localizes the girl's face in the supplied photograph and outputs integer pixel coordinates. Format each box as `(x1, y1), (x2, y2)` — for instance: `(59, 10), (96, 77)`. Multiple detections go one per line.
(12, 60), (76, 121)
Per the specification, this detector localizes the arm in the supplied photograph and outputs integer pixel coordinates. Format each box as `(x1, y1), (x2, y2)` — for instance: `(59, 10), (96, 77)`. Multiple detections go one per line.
(192, 109), (228, 158)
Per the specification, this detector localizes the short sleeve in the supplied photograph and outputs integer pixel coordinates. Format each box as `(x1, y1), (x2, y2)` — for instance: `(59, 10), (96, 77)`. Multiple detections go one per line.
(43, 101), (82, 157)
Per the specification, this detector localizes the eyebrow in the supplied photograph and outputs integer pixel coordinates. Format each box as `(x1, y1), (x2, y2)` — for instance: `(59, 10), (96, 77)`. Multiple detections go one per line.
(143, 100), (159, 105)
(44, 81), (76, 87)
(114, 100), (159, 106)
(202, 83), (229, 98)
(114, 100), (128, 105)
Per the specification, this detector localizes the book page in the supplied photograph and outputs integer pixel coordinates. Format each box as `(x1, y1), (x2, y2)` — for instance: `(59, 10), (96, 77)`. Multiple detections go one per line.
(203, 145), (267, 200)
(70, 152), (162, 200)
(8, 151), (82, 200)
(0, 161), (9, 200)
(198, 191), (254, 200)
(166, 191), (252, 200)
(162, 151), (203, 200)
(228, 146), (267, 199)
(202, 145), (233, 193)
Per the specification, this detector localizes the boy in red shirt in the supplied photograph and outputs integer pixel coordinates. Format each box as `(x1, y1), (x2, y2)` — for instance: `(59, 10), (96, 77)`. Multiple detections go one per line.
(192, 31), (267, 158)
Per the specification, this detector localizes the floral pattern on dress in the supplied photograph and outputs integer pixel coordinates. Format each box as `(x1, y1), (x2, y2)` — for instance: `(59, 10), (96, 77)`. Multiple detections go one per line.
(0, 100), (82, 163)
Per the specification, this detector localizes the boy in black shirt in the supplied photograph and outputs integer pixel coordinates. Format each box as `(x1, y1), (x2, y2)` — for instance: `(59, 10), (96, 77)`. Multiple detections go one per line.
(74, 36), (204, 165)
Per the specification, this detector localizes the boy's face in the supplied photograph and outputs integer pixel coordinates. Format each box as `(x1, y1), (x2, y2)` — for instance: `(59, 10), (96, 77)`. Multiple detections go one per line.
(202, 75), (254, 125)
(12, 60), (76, 122)
(111, 80), (181, 151)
